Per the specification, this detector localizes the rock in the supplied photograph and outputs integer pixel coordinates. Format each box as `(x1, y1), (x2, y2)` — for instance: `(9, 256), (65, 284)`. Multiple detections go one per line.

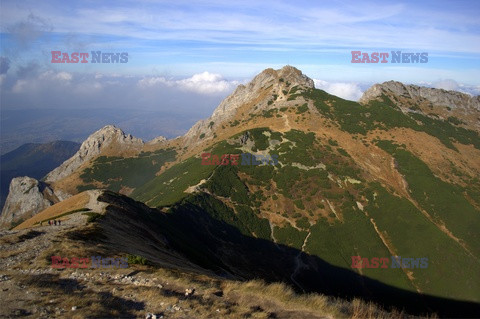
(0, 274), (10, 281)
(182, 65), (314, 146)
(0, 127), (143, 228)
(71, 306), (77, 311)
(240, 131), (250, 145)
(13, 309), (29, 316)
(147, 136), (168, 145)
(359, 81), (480, 131)
(185, 288), (195, 297)
(45, 125), (144, 183)
(360, 81), (480, 111)
(0, 177), (57, 229)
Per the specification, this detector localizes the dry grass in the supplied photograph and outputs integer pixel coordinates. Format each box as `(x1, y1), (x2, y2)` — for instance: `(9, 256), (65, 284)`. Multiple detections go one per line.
(14, 192), (90, 230)
(222, 279), (340, 318)
(2, 217), (438, 318)
(1, 259), (439, 319)
(221, 279), (438, 319)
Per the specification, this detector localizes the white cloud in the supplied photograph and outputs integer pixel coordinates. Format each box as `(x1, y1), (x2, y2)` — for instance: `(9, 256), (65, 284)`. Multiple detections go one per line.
(138, 72), (238, 94)
(432, 79), (459, 91)
(137, 76), (170, 88)
(313, 79), (364, 101)
(11, 70), (73, 93)
(2, 1), (480, 56)
(72, 80), (103, 94)
(425, 79), (480, 96)
(12, 79), (27, 93)
(177, 72), (238, 94)
(1, 69), (235, 115)
(39, 70), (73, 82)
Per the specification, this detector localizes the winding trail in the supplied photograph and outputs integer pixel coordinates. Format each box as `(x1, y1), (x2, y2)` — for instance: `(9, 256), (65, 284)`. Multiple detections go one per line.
(269, 221), (281, 250)
(282, 113), (291, 131)
(290, 231), (311, 292)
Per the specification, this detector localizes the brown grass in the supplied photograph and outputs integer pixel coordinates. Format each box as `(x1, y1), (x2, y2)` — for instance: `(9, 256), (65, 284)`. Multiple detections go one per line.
(14, 192), (91, 230)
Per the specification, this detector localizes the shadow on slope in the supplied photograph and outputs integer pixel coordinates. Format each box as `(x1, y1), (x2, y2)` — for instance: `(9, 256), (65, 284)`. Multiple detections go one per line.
(94, 191), (480, 318)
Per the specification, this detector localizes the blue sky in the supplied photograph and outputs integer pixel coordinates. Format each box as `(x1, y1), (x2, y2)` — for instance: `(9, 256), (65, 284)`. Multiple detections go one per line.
(0, 0), (479, 108)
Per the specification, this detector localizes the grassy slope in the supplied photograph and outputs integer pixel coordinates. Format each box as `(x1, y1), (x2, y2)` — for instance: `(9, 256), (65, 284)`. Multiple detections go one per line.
(79, 86), (480, 303)
(133, 128), (414, 292)
(78, 148), (177, 193)
(303, 88), (480, 150)
(132, 121), (480, 301)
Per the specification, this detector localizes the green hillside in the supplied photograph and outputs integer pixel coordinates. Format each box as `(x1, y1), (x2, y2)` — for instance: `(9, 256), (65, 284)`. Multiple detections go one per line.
(132, 125), (480, 302)
(73, 86), (480, 309)
(78, 148), (177, 192)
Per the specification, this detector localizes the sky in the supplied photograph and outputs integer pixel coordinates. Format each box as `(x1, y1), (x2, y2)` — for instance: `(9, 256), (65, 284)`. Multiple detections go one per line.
(0, 0), (479, 142)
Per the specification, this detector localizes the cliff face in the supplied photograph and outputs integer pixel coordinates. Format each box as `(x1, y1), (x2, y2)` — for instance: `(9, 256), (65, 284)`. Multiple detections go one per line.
(0, 177), (57, 229)
(45, 125), (144, 183)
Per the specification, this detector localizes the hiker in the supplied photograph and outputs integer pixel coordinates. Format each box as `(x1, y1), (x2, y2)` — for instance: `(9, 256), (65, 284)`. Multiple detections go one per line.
(48, 220), (51, 226)
(54, 220), (57, 226)
(58, 220), (61, 226)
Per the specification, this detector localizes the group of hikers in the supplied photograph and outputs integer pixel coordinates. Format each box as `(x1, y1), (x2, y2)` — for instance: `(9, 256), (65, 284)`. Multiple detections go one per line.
(47, 220), (61, 226)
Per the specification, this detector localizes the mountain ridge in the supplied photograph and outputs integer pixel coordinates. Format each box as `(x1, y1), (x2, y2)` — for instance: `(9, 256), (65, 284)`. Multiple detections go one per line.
(182, 65), (314, 146)
(45, 125), (144, 183)
(360, 80), (480, 132)
(2, 66), (480, 316)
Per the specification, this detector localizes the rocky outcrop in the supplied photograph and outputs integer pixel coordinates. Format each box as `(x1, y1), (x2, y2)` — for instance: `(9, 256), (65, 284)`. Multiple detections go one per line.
(147, 136), (167, 145)
(1, 126), (144, 229)
(360, 81), (480, 131)
(360, 81), (480, 111)
(182, 65), (314, 145)
(45, 125), (144, 183)
(0, 177), (57, 229)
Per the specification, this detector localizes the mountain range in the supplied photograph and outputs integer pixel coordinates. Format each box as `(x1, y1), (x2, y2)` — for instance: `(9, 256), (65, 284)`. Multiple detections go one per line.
(0, 141), (80, 213)
(1, 66), (479, 318)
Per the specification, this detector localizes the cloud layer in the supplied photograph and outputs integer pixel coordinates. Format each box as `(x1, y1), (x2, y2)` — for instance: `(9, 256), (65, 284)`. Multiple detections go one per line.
(138, 72), (239, 94)
(428, 79), (480, 96)
(313, 79), (364, 101)
(0, 67), (240, 120)
(0, 0), (479, 83)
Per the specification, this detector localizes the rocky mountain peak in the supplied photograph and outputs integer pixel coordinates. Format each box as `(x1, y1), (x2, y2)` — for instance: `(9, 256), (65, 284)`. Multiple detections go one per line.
(147, 136), (168, 145)
(0, 177), (56, 229)
(183, 66), (314, 145)
(250, 65), (315, 90)
(1, 126), (143, 229)
(211, 65), (314, 119)
(359, 81), (480, 131)
(359, 81), (480, 111)
(45, 125), (144, 183)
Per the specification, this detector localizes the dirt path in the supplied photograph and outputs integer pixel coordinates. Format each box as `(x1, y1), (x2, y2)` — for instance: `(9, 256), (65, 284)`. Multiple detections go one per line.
(290, 231), (311, 292)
